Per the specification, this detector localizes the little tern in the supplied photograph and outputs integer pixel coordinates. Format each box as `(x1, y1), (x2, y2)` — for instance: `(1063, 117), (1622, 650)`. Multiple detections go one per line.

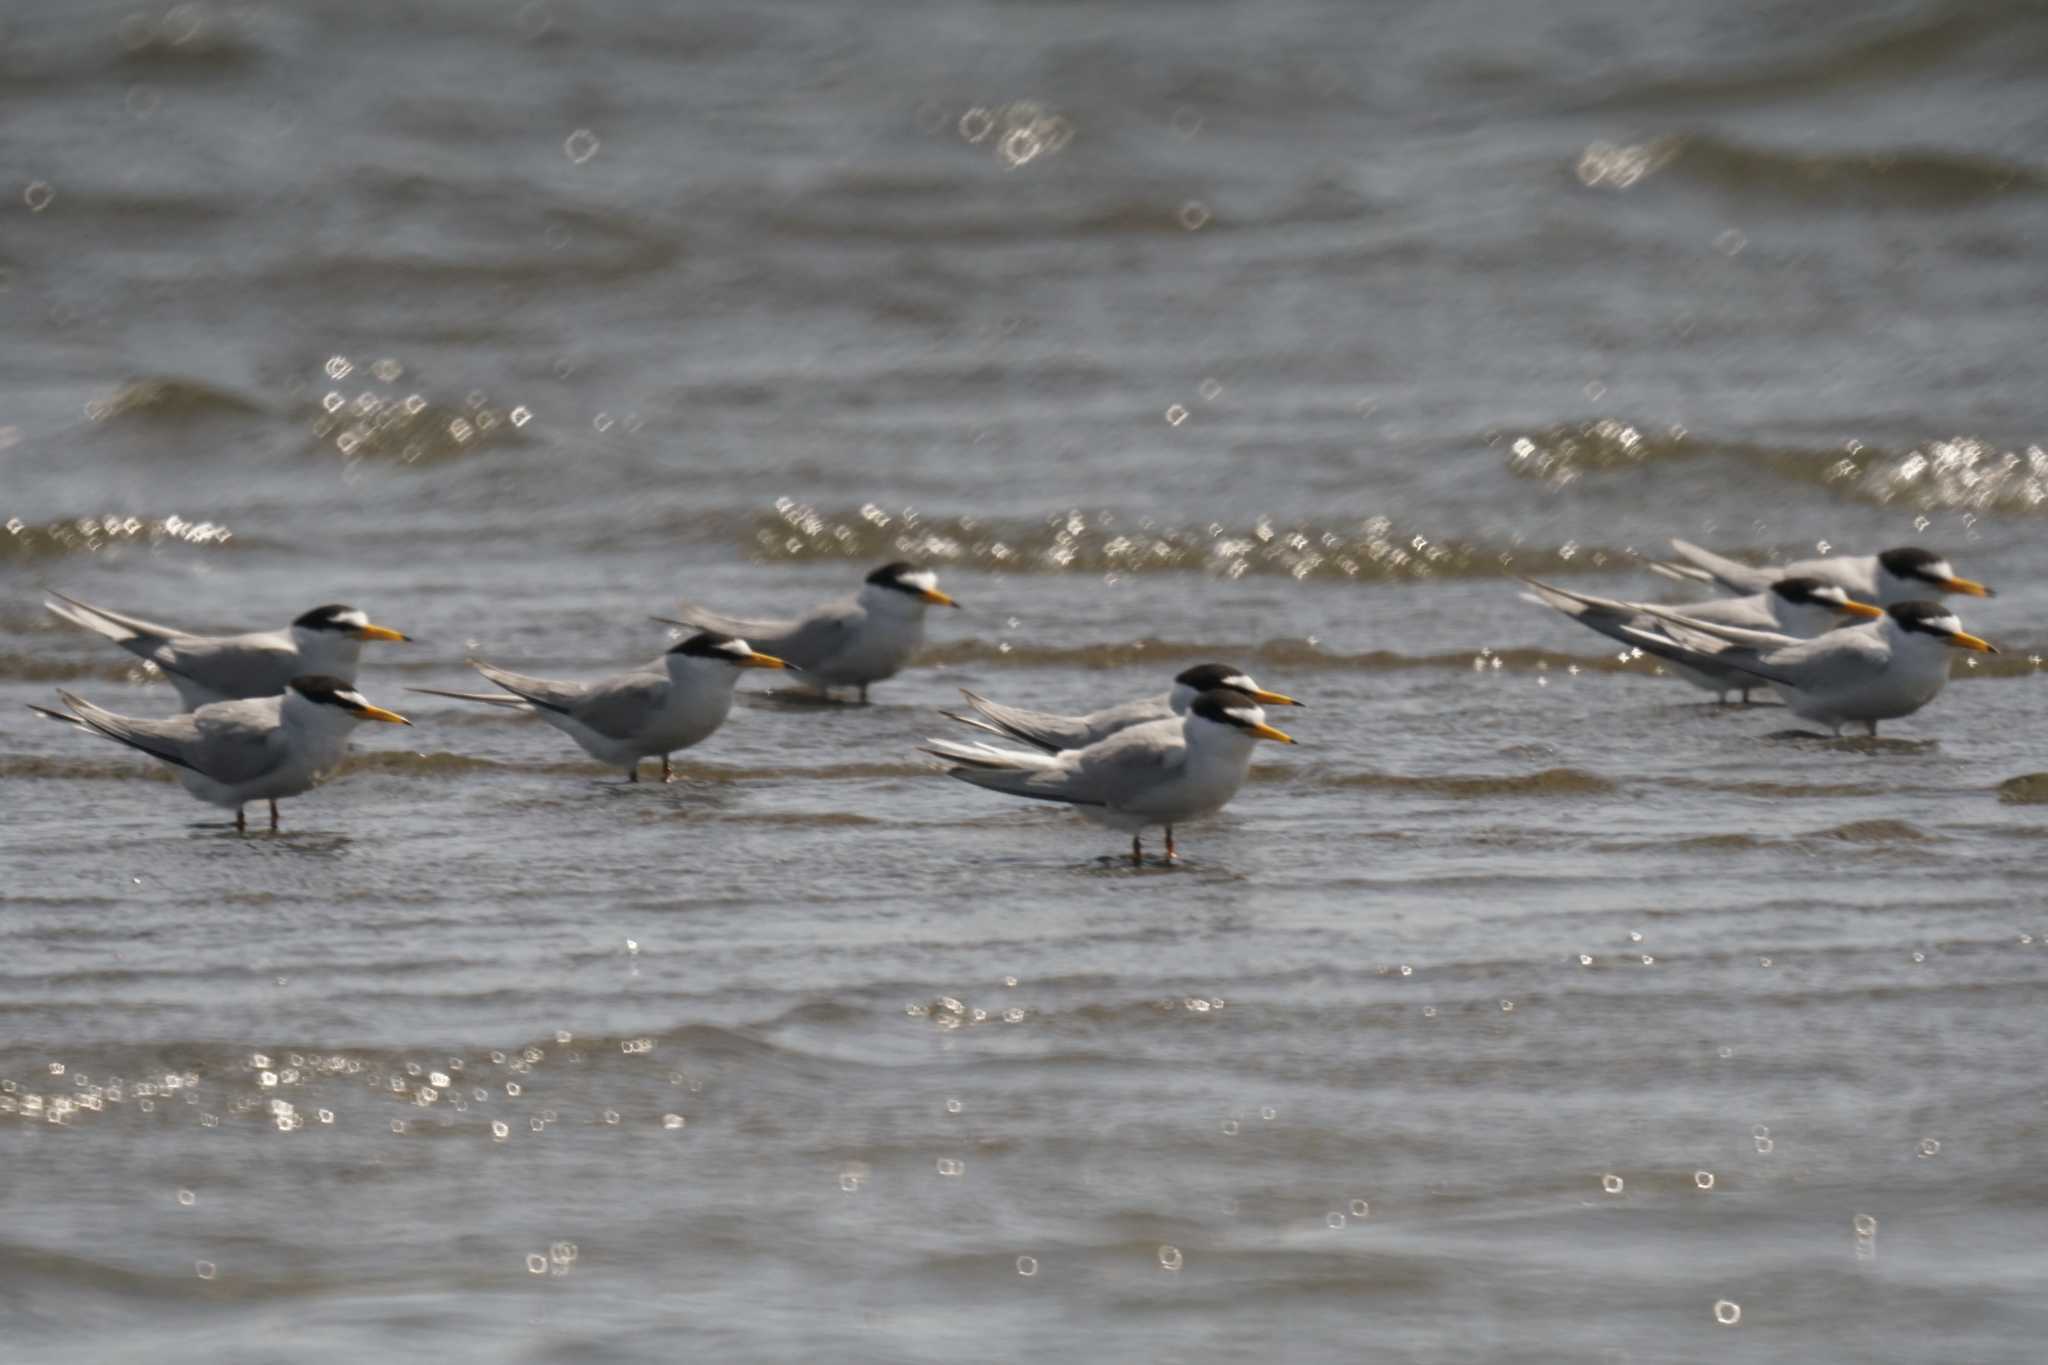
(924, 687), (1296, 864)
(656, 562), (958, 702)
(1615, 600), (1996, 735)
(1650, 541), (1993, 605)
(944, 661), (1303, 753)
(1519, 575), (1883, 702)
(44, 594), (410, 709)
(28, 675), (411, 830)
(407, 631), (787, 782)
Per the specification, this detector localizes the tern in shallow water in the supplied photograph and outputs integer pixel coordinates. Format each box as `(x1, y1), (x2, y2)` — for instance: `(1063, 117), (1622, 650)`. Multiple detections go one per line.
(1614, 600), (1996, 736)
(656, 562), (957, 702)
(944, 661), (1303, 752)
(924, 687), (1296, 864)
(28, 675), (410, 830)
(1650, 541), (1994, 605)
(407, 632), (787, 782)
(43, 594), (410, 709)
(1519, 575), (1883, 702)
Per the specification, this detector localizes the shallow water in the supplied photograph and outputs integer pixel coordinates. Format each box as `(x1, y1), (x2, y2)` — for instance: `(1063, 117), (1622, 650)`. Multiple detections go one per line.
(4, 0), (2048, 1360)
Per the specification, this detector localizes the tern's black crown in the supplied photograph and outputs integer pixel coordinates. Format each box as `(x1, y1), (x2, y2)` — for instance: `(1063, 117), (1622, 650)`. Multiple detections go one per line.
(1885, 600), (1955, 635)
(292, 604), (361, 632)
(670, 631), (743, 658)
(1768, 577), (1835, 605)
(1175, 662), (1245, 691)
(288, 674), (357, 704)
(865, 561), (925, 592)
(1876, 547), (1944, 582)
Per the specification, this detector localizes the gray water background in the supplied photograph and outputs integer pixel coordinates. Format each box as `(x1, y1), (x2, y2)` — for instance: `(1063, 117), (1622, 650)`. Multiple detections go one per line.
(3, 1), (2047, 1360)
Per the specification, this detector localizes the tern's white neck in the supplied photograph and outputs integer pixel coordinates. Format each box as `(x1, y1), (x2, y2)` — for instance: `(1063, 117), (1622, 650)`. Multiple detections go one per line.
(859, 582), (930, 617)
(291, 627), (363, 677)
(664, 651), (745, 689)
(1770, 597), (1841, 635)
(1183, 711), (1261, 761)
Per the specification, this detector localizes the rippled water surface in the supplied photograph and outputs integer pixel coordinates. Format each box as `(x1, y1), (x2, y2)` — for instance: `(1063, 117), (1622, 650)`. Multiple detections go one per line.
(5, 1), (2047, 1360)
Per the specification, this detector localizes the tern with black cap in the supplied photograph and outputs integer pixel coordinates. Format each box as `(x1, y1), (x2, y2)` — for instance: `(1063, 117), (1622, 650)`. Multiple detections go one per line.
(924, 687), (1297, 864)
(1650, 541), (1994, 605)
(943, 662), (1303, 753)
(26, 675), (410, 830)
(43, 593), (411, 709)
(656, 562), (958, 702)
(407, 631), (788, 782)
(1614, 600), (1996, 736)
(1519, 575), (1884, 702)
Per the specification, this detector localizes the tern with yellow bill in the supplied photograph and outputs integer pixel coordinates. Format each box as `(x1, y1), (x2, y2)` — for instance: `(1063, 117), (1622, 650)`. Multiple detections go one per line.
(925, 687), (1297, 864)
(44, 595), (411, 709)
(1614, 600), (1996, 736)
(656, 561), (958, 702)
(943, 661), (1303, 752)
(26, 675), (410, 830)
(407, 631), (787, 782)
(1520, 575), (1883, 703)
(1650, 542), (1994, 605)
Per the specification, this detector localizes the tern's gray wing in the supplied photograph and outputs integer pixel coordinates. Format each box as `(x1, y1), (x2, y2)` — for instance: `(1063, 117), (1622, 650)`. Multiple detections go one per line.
(57, 692), (283, 781)
(473, 663), (667, 740)
(1519, 578), (1659, 650)
(45, 593), (190, 658)
(927, 721), (1183, 807)
(1747, 629), (1892, 691)
(1615, 625), (1798, 688)
(563, 673), (672, 740)
(1658, 539), (1777, 595)
(46, 594), (295, 695)
(947, 690), (1169, 754)
(1665, 592), (1778, 629)
(662, 598), (855, 672)
(1628, 606), (1803, 651)
(146, 632), (299, 697)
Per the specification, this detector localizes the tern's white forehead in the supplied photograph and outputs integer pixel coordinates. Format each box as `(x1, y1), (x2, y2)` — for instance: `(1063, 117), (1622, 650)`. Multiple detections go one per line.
(1928, 560), (1955, 582)
(1930, 612), (1961, 633)
(724, 636), (753, 655)
(900, 569), (938, 593)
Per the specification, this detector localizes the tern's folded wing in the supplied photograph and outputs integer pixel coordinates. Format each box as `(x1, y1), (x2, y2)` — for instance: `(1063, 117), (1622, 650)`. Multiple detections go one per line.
(1661, 539), (1777, 595)
(1615, 627), (1796, 688)
(563, 673), (673, 740)
(57, 693), (283, 782)
(950, 691), (1098, 753)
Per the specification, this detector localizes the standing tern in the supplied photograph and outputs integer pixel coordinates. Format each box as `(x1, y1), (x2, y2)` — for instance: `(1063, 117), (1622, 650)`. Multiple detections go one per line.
(1519, 575), (1883, 702)
(924, 687), (1296, 864)
(27, 675), (411, 830)
(44, 594), (411, 709)
(1651, 541), (1994, 604)
(1614, 600), (1996, 735)
(656, 562), (958, 702)
(407, 631), (788, 782)
(943, 662), (1303, 753)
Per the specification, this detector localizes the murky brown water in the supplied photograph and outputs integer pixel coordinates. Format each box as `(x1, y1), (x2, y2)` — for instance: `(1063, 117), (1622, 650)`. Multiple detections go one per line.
(4, 1), (2047, 1360)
